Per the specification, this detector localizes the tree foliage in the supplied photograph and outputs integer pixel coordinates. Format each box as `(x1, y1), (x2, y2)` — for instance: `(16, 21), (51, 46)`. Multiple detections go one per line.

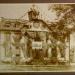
(48, 4), (75, 42)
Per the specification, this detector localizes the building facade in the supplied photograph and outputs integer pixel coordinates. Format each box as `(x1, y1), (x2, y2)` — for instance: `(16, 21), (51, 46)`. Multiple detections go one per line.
(0, 8), (70, 65)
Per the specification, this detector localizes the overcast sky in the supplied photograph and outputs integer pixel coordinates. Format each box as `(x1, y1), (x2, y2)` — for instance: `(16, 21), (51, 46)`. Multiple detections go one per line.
(0, 3), (57, 22)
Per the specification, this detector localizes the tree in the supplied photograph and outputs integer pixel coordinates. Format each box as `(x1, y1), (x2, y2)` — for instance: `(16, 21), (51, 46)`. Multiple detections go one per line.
(48, 4), (75, 42)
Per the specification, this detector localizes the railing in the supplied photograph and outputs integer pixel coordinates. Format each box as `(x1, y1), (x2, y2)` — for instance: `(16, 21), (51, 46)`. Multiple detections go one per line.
(0, 26), (21, 32)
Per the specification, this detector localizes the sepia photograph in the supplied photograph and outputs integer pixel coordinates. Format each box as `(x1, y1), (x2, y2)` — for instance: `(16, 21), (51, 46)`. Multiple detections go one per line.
(0, 3), (75, 72)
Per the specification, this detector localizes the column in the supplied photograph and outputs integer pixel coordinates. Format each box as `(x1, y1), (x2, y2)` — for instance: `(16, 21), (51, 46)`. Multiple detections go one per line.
(65, 37), (70, 62)
(0, 31), (6, 60)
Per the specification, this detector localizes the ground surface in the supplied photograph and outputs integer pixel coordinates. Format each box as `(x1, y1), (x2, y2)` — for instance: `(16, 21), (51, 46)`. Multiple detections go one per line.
(0, 61), (75, 72)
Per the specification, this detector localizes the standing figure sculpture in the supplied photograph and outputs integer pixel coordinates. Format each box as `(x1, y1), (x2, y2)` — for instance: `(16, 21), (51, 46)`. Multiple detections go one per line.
(47, 35), (58, 64)
(11, 32), (22, 64)
(47, 35), (52, 59)
(21, 26), (33, 63)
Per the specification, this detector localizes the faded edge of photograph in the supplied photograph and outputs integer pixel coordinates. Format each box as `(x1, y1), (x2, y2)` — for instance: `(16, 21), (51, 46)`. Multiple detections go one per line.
(0, 3), (75, 72)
